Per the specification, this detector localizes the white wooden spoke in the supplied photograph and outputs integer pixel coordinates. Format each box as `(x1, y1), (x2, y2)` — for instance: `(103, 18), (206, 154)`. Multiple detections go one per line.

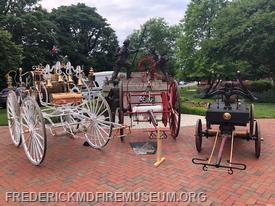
(7, 91), (21, 146)
(21, 97), (47, 166)
(83, 94), (111, 148)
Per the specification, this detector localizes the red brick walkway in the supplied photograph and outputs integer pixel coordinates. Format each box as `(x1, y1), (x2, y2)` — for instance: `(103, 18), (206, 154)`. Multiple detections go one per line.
(0, 119), (275, 205)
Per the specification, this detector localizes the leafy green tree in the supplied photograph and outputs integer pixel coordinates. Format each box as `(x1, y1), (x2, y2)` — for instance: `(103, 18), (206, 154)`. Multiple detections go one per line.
(1, 0), (55, 70)
(2, 7), (56, 69)
(128, 18), (180, 75)
(177, 0), (228, 80)
(209, 0), (275, 80)
(51, 3), (118, 71)
(0, 29), (22, 88)
(177, 0), (275, 81)
(0, 0), (39, 15)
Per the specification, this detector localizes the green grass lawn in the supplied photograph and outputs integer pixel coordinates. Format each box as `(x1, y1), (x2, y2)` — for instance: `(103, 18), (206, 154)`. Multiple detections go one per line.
(0, 108), (7, 126)
(180, 86), (275, 118)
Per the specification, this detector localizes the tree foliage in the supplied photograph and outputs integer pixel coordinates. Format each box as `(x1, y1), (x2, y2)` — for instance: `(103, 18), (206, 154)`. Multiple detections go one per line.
(210, 0), (275, 79)
(0, 1), (118, 80)
(177, 0), (275, 80)
(51, 3), (118, 71)
(128, 18), (180, 75)
(0, 0), (39, 15)
(0, 29), (22, 88)
(2, 7), (56, 69)
(177, 0), (228, 80)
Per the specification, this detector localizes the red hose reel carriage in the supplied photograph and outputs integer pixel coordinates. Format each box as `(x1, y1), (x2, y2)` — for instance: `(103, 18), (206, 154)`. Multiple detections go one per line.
(116, 55), (181, 141)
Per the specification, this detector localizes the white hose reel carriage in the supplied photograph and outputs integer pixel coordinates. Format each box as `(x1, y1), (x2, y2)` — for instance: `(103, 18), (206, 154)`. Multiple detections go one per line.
(6, 62), (122, 165)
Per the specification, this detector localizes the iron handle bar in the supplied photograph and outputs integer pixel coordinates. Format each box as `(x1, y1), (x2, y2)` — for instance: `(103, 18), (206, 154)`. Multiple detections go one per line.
(192, 158), (246, 175)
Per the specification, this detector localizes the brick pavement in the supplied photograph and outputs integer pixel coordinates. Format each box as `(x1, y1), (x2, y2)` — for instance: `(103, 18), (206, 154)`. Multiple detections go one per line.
(0, 119), (275, 205)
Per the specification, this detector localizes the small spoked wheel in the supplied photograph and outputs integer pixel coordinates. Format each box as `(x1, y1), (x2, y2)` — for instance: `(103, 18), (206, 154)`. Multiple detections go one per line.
(83, 93), (112, 149)
(254, 121), (261, 158)
(7, 90), (21, 147)
(195, 119), (203, 153)
(168, 80), (181, 139)
(21, 96), (47, 165)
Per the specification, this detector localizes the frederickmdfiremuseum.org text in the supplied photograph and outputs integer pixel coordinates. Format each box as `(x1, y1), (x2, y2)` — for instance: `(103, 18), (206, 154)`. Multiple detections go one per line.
(6, 191), (207, 203)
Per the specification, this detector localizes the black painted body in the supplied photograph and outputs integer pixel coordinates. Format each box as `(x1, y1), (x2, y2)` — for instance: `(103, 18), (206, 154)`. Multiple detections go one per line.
(206, 101), (250, 127)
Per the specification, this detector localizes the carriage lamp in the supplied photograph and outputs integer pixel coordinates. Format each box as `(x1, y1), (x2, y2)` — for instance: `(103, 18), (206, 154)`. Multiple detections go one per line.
(223, 112), (231, 120)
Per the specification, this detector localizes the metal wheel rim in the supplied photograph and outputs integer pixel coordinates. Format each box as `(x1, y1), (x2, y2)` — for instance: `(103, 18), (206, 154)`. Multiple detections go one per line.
(254, 121), (261, 158)
(195, 119), (202, 153)
(83, 93), (112, 148)
(7, 91), (21, 146)
(21, 97), (47, 165)
(250, 104), (254, 136)
(169, 80), (181, 138)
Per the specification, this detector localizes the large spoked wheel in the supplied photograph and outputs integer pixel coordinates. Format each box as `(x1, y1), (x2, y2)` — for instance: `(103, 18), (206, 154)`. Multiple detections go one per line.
(249, 104), (254, 136)
(168, 80), (181, 139)
(119, 81), (125, 142)
(7, 90), (21, 147)
(254, 121), (261, 158)
(21, 96), (47, 165)
(195, 119), (203, 153)
(83, 93), (112, 149)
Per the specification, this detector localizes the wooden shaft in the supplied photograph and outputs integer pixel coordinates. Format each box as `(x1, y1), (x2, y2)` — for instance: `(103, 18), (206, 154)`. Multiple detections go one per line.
(208, 130), (219, 164)
(156, 128), (161, 161)
(216, 136), (228, 166)
(229, 132), (235, 167)
(154, 127), (165, 167)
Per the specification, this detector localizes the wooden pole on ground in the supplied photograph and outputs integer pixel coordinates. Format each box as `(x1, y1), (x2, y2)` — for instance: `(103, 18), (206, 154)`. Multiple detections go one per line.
(154, 127), (166, 167)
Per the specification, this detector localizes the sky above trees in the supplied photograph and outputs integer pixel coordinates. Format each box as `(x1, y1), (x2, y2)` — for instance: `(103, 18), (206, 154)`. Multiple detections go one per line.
(40, 0), (190, 43)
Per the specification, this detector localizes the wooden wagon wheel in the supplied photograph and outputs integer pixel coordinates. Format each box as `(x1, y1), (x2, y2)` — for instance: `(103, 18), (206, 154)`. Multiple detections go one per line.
(168, 80), (181, 139)
(83, 93), (112, 148)
(21, 96), (47, 165)
(7, 90), (21, 147)
(195, 119), (203, 153)
(254, 120), (261, 158)
(249, 104), (254, 136)
(118, 81), (125, 142)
